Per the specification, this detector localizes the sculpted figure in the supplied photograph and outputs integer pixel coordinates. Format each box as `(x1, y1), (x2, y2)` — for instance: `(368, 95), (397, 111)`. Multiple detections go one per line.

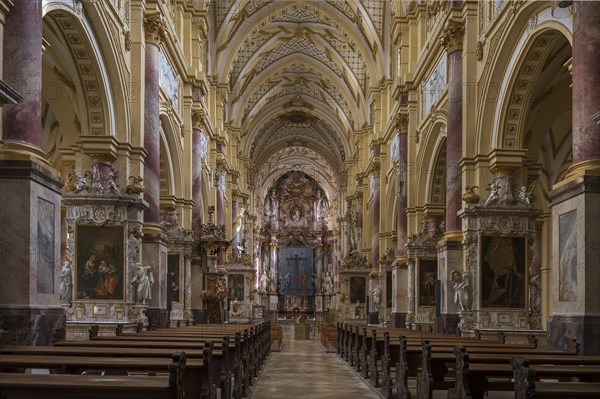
(59, 259), (73, 303)
(132, 263), (155, 305)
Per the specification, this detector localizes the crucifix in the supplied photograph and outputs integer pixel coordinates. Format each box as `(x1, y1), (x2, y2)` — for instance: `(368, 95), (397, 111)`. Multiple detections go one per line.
(286, 252), (306, 290)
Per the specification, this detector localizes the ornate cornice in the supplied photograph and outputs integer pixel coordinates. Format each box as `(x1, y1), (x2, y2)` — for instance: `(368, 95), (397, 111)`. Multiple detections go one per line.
(441, 20), (464, 53)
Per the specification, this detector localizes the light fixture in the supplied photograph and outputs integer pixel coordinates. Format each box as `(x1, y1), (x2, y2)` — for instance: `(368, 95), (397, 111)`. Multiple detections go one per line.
(551, 0), (573, 18)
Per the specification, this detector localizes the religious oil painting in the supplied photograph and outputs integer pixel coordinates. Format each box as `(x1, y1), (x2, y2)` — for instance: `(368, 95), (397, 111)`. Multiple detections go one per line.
(350, 276), (366, 304)
(386, 271), (393, 308)
(168, 254), (181, 303)
(418, 260), (437, 307)
(280, 246), (314, 296)
(75, 225), (124, 300)
(559, 210), (577, 302)
(228, 274), (244, 301)
(481, 236), (526, 308)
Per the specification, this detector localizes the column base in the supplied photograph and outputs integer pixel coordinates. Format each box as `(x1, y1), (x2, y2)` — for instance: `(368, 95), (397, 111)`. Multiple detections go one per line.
(390, 312), (406, 328)
(436, 313), (460, 335)
(547, 315), (600, 355)
(146, 308), (169, 330)
(0, 306), (65, 345)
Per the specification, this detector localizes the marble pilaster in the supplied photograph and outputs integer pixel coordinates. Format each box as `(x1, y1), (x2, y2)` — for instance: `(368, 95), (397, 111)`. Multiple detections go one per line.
(0, 161), (64, 345)
(547, 4), (600, 353)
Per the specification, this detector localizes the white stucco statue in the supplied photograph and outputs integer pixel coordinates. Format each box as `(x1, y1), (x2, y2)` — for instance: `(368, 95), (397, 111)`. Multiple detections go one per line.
(59, 259), (73, 303)
(451, 270), (471, 312)
(132, 262), (155, 305)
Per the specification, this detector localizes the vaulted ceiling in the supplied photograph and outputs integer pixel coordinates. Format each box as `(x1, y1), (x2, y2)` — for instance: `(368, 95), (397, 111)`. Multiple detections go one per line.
(210, 0), (390, 203)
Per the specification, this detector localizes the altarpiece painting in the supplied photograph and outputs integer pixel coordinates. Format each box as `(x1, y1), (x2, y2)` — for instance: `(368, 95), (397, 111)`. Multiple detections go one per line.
(75, 225), (124, 301)
(481, 236), (526, 308)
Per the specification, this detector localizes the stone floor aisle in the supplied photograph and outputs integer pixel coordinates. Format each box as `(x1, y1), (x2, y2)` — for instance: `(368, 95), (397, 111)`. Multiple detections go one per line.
(249, 339), (381, 399)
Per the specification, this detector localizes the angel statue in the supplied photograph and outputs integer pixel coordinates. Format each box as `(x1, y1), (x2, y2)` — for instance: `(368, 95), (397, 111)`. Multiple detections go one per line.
(451, 270), (471, 312)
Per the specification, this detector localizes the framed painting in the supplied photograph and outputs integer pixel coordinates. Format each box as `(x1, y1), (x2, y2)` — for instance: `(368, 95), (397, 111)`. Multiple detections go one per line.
(418, 260), (437, 307)
(75, 225), (125, 301)
(168, 254), (181, 303)
(349, 276), (366, 304)
(481, 236), (526, 309)
(252, 305), (265, 320)
(386, 271), (393, 308)
(228, 274), (244, 301)
(280, 246), (314, 296)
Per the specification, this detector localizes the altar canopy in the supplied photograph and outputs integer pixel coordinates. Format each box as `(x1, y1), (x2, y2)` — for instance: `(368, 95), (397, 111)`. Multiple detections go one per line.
(280, 246), (313, 297)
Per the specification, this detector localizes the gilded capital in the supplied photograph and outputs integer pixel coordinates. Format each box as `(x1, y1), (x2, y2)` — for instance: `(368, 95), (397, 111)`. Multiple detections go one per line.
(192, 109), (205, 129)
(369, 162), (380, 176)
(144, 14), (167, 45)
(441, 20), (464, 52)
(395, 114), (409, 133)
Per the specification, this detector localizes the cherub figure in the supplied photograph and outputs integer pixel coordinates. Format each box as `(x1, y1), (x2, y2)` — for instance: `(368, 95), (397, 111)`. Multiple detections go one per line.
(484, 181), (500, 206)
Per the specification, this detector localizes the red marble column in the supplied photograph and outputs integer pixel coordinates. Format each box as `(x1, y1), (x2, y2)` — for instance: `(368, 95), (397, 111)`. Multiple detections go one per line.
(442, 22), (464, 233)
(2, 0), (42, 147)
(231, 194), (238, 258)
(216, 167), (225, 265)
(396, 117), (408, 256)
(371, 164), (380, 270)
(572, 1), (600, 164)
(191, 111), (204, 233)
(143, 15), (164, 225)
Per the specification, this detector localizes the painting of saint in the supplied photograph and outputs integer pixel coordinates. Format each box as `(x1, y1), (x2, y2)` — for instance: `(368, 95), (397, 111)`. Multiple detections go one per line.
(481, 236), (526, 308)
(418, 260), (437, 307)
(350, 276), (366, 304)
(228, 274), (244, 301)
(75, 225), (124, 300)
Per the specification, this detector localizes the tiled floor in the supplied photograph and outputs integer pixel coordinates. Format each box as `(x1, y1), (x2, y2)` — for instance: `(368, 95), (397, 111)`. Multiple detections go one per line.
(249, 339), (381, 399)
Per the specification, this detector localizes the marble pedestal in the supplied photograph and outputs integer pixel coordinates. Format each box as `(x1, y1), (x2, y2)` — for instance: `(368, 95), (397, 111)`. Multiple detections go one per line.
(142, 230), (169, 329)
(0, 160), (65, 345)
(436, 238), (462, 334)
(548, 175), (600, 355)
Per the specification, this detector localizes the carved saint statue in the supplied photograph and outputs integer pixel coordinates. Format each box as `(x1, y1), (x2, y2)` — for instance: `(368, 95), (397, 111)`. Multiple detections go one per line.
(259, 271), (270, 293)
(372, 286), (382, 310)
(323, 271), (334, 295)
(132, 263), (155, 305)
(451, 270), (471, 312)
(59, 259), (73, 303)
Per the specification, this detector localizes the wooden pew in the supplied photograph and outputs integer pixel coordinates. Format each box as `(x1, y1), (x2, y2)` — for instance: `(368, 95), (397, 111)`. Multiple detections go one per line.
(429, 344), (600, 399)
(0, 348), (217, 399)
(0, 352), (185, 399)
(58, 335), (239, 399)
(511, 357), (600, 399)
(382, 336), (579, 399)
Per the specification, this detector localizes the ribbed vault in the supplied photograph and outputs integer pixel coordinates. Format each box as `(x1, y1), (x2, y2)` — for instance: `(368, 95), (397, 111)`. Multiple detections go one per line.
(211, 0), (388, 219)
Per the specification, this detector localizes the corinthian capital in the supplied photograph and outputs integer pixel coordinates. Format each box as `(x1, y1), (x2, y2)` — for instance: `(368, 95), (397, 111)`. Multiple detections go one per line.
(441, 20), (464, 53)
(395, 114), (409, 133)
(144, 13), (167, 45)
(192, 109), (205, 129)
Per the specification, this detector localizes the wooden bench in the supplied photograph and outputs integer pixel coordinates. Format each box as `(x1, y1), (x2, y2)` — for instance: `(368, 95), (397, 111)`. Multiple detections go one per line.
(382, 336), (579, 399)
(0, 352), (213, 398)
(427, 343), (600, 399)
(511, 357), (600, 399)
(0, 352), (203, 399)
(61, 335), (240, 399)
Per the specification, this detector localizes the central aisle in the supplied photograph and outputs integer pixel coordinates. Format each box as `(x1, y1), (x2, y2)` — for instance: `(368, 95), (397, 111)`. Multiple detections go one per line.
(249, 339), (381, 399)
